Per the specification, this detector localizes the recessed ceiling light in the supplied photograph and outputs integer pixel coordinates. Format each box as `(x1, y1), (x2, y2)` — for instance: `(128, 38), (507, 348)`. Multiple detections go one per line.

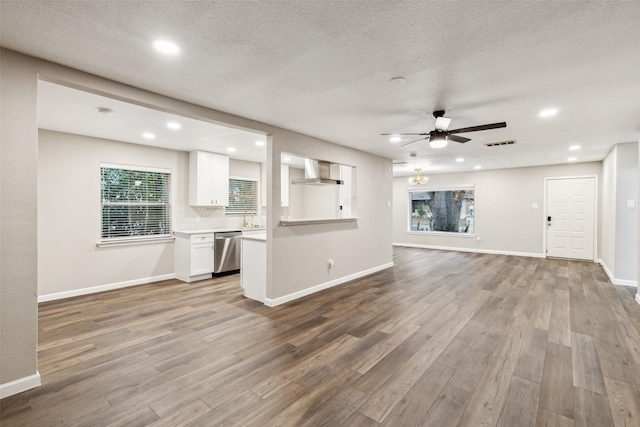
(167, 122), (181, 130)
(474, 165), (482, 169)
(153, 40), (179, 54)
(389, 136), (402, 143)
(568, 157), (577, 162)
(283, 157), (291, 162)
(569, 145), (581, 150)
(142, 133), (155, 139)
(255, 140), (265, 146)
(539, 108), (558, 117)
(227, 147), (236, 152)
(456, 158), (464, 162)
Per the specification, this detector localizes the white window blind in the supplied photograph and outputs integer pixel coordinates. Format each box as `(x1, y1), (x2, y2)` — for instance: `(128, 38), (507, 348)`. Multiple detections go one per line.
(228, 178), (258, 213)
(101, 166), (171, 240)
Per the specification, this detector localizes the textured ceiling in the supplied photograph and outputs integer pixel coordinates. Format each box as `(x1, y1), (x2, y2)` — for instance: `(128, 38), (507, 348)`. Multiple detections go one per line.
(2, 1), (639, 176)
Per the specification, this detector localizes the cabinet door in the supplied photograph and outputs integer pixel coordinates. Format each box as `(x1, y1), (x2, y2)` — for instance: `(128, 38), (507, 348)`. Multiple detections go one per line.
(211, 153), (229, 206)
(190, 243), (214, 275)
(281, 164), (290, 207)
(189, 151), (212, 205)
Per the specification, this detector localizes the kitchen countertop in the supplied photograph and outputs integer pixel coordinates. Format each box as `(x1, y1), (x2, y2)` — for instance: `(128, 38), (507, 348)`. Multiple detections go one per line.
(174, 227), (265, 236)
(241, 233), (266, 242)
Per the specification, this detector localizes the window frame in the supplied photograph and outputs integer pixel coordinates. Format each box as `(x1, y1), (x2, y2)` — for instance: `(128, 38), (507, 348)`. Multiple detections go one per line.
(227, 176), (259, 215)
(98, 163), (173, 247)
(407, 184), (476, 238)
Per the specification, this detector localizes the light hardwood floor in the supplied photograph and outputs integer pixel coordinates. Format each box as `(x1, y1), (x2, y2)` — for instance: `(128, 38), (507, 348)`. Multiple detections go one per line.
(2, 247), (640, 426)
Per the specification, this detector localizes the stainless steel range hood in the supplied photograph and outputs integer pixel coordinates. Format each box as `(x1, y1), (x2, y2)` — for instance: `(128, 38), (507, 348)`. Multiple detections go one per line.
(291, 159), (343, 185)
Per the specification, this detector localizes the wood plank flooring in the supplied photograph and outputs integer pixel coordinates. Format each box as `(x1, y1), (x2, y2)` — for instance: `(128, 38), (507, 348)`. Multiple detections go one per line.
(2, 247), (640, 426)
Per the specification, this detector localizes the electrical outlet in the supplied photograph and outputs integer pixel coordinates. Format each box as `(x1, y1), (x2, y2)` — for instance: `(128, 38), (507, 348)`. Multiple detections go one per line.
(328, 259), (334, 269)
(627, 199), (635, 208)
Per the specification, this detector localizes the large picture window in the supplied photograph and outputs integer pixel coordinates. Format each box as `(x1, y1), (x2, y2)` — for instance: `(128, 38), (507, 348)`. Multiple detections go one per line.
(100, 165), (171, 240)
(409, 187), (474, 234)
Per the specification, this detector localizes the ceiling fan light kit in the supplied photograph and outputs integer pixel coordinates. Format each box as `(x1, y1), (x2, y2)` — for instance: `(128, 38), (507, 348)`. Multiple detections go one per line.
(383, 110), (507, 152)
(429, 131), (448, 148)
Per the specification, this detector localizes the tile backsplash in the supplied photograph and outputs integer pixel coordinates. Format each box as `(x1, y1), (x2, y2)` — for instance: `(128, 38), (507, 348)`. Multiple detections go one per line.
(173, 205), (226, 230)
(173, 205), (265, 231)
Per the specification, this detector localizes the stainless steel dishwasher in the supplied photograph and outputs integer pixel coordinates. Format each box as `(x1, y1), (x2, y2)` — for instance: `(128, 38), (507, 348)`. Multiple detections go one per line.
(214, 231), (242, 274)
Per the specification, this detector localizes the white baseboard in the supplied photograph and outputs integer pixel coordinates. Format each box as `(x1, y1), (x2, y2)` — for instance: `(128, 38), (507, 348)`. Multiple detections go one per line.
(0, 371), (40, 399)
(38, 273), (176, 303)
(596, 259), (638, 287)
(636, 293), (640, 306)
(393, 242), (545, 259)
(264, 262), (394, 307)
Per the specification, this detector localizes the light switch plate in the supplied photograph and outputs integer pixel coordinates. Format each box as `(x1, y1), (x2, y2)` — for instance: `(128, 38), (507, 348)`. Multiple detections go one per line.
(627, 199), (635, 208)
(532, 203), (539, 209)
(386, 201), (391, 208)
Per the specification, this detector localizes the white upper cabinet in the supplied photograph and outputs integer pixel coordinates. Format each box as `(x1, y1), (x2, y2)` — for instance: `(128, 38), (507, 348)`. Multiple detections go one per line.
(189, 151), (229, 206)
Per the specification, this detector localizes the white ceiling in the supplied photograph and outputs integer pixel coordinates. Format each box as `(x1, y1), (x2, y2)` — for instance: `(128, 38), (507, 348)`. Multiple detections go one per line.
(37, 81), (267, 163)
(3, 1), (639, 177)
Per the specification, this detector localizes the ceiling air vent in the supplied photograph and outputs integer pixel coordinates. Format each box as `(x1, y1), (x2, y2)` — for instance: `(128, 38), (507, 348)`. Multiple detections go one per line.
(484, 140), (516, 147)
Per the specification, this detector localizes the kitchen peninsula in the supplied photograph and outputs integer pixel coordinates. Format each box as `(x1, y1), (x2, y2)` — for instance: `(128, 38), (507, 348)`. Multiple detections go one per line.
(240, 232), (266, 303)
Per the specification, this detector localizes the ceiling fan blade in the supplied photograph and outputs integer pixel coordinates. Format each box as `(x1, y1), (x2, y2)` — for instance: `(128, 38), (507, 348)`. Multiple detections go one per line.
(435, 117), (452, 131)
(381, 133), (428, 136)
(447, 122), (507, 134)
(448, 134), (471, 144)
(401, 136), (429, 147)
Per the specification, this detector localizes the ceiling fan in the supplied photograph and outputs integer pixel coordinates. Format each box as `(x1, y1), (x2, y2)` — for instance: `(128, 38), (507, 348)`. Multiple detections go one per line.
(382, 110), (507, 148)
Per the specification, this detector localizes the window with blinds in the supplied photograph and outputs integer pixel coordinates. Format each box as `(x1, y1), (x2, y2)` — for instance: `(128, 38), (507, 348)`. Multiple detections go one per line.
(228, 178), (258, 213)
(100, 165), (171, 240)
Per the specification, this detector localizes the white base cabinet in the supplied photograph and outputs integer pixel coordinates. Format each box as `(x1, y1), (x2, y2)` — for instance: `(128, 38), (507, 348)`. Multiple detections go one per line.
(241, 235), (266, 303)
(175, 233), (214, 282)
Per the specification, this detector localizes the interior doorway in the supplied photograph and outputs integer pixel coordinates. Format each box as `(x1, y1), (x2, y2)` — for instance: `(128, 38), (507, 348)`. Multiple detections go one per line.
(545, 176), (597, 260)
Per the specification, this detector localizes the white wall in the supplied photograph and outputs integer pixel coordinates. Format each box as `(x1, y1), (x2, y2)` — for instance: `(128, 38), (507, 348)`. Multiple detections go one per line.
(0, 49), (39, 387)
(601, 147), (617, 272)
(287, 167), (306, 219)
(393, 162), (602, 256)
(229, 158), (260, 180)
(38, 130), (189, 297)
(269, 138), (393, 301)
(601, 142), (638, 284)
(613, 142), (638, 281)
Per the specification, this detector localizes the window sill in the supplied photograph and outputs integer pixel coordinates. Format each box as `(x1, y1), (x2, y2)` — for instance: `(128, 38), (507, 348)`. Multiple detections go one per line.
(97, 236), (175, 248)
(406, 231), (476, 238)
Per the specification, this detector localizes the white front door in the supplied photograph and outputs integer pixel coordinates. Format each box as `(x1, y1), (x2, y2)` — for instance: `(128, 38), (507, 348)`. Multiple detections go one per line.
(546, 177), (595, 260)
